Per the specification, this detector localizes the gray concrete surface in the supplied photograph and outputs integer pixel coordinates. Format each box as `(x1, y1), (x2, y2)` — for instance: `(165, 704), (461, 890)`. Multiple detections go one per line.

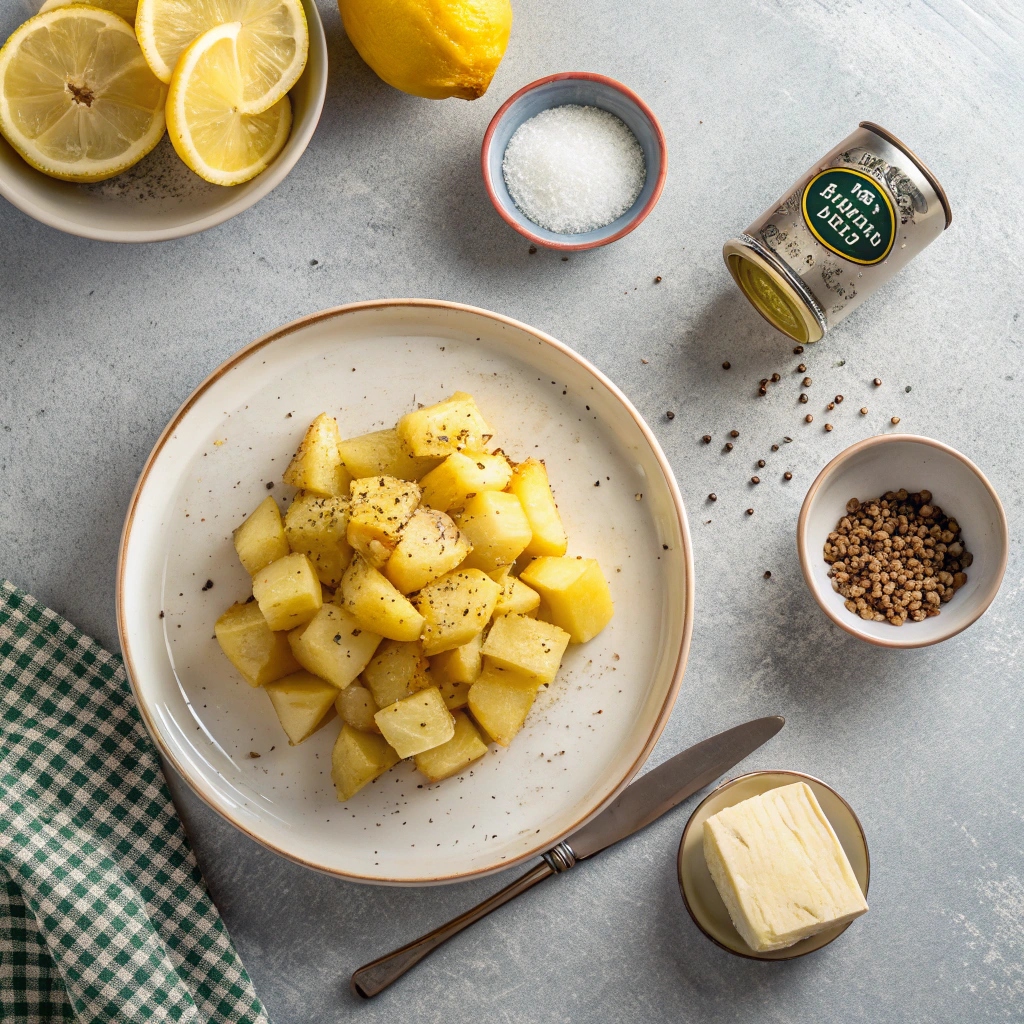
(2, 0), (1023, 1020)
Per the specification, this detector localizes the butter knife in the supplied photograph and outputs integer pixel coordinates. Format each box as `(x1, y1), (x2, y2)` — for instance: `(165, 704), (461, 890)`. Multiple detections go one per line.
(351, 715), (784, 997)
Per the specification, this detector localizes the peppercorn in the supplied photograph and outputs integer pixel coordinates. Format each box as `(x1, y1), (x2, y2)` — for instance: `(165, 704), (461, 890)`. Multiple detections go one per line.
(796, 363), (807, 373)
(802, 376), (812, 387)
(758, 386), (768, 396)
(799, 394), (809, 404)
(751, 476), (760, 484)
(730, 429), (739, 438)
(757, 459), (766, 468)
(722, 361), (731, 369)
(860, 407), (868, 415)
(724, 442), (734, 451)
(873, 378), (882, 386)
(891, 416), (901, 425)
(772, 373), (781, 382)
(702, 435), (712, 444)
(708, 493), (717, 502)
(827, 402), (835, 410)
(654, 275), (662, 283)
(793, 345), (804, 354)
(825, 423), (833, 432)
(666, 410), (675, 420)
(805, 414), (813, 422)
(771, 444), (779, 452)
(835, 395), (844, 404)
(746, 508), (754, 516)
(784, 472), (793, 480)
(764, 571), (772, 579)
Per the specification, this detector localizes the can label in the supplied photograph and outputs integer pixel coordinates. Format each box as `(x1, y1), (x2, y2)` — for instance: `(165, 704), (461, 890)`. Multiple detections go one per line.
(801, 168), (896, 265)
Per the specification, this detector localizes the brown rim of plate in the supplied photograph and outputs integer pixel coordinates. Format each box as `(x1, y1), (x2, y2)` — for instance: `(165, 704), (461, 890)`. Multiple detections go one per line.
(115, 298), (695, 885)
(676, 769), (871, 961)
(859, 121), (952, 229)
(796, 433), (1009, 650)
(481, 72), (668, 251)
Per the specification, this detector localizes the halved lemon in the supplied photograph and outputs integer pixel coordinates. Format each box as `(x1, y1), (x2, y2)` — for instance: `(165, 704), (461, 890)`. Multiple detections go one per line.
(37, 0), (139, 25)
(0, 6), (167, 182)
(136, 0), (307, 113)
(166, 21), (292, 186)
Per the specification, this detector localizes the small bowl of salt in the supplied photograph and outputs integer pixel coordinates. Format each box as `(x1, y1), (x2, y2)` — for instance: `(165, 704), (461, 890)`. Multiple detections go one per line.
(481, 72), (667, 250)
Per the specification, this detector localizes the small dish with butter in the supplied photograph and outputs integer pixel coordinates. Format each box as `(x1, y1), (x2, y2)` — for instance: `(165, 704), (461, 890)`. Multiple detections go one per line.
(677, 770), (869, 960)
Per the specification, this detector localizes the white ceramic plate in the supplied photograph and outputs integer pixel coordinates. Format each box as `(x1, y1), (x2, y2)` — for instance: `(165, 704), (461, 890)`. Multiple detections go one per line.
(118, 300), (694, 884)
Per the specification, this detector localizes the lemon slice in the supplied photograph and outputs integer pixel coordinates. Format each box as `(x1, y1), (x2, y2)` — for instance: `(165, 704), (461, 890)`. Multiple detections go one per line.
(136, 0), (307, 113)
(0, 6), (167, 182)
(37, 0), (139, 25)
(166, 21), (292, 186)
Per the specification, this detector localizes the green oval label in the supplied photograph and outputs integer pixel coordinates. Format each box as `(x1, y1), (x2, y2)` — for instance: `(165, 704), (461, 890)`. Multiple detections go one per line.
(801, 168), (896, 265)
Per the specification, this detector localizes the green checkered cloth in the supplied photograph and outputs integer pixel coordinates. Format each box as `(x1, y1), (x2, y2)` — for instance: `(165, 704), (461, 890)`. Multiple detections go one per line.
(0, 581), (270, 1024)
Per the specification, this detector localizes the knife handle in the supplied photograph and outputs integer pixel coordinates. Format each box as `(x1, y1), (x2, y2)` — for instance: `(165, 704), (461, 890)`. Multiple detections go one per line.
(351, 860), (555, 998)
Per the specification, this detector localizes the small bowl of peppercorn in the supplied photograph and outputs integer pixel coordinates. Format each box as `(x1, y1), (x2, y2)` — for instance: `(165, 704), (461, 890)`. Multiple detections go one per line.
(797, 435), (1008, 648)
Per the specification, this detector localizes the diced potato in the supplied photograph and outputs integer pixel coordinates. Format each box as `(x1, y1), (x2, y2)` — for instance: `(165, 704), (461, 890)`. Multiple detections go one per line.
(482, 614), (570, 684)
(233, 496), (290, 575)
(288, 604), (382, 689)
(437, 679), (471, 710)
(429, 632), (483, 685)
(265, 671), (338, 745)
(419, 452), (512, 512)
(374, 686), (455, 758)
(361, 639), (431, 708)
(340, 555), (425, 641)
(215, 601), (301, 686)
(397, 392), (493, 457)
(283, 413), (351, 497)
(414, 710), (488, 782)
(338, 428), (442, 480)
(489, 566), (541, 619)
(332, 723), (400, 802)
(383, 509), (472, 594)
(283, 492), (353, 587)
(509, 459), (567, 557)
(468, 664), (539, 747)
(336, 684), (380, 733)
(252, 552), (323, 631)
(414, 569), (501, 655)
(519, 556), (614, 643)
(347, 475), (422, 567)
(454, 491), (533, 572)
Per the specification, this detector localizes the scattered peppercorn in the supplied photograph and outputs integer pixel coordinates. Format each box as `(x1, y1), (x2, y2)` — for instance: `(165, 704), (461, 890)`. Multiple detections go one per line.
(793, 345), (804, 354)
(827, 402), (835, 410)
(760, 378), (769, 386)
(835, 395), (844, 404)
(796, 363), (807, 373)
(758, 385), (768, 396)
(905, 385), (912, 393)
(764, 570), (772, 579)
(561, 256), (569, 261)
(529, 245), (537, 254)
(746, 508), (755, 516)
(771, 444), (779, 451)
(891, 416), (901, 425)
(802, 376), (813, 387)
(708, 493), (717, 502)
(730, 429), (740, 438)
(654, 275), (662, 282)
(805, 414), (814, 422)
(751, 476), (760, 484)
(666, 410), (675, 420)
(722, 361), (731, 369)
(725, 442), (734, 451)
(860, 407), (868, 415)
(757, 459), (766, 468)
(825, 423), (834, 432)
(266, 481), (274, 489)
(784, 472), (793, 480)
(702, 435), (712, 444)
(202, 579), (213, 591)
(799, 394), (809, 404)
(784, 436), (793, 443)
(771, 373), (781, 383)
(873, 378), (882, 387)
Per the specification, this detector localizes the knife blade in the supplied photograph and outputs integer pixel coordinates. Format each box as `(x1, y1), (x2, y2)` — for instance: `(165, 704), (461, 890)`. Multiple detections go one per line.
(560, 715), (785, 862)
(351, 715), (784, 997)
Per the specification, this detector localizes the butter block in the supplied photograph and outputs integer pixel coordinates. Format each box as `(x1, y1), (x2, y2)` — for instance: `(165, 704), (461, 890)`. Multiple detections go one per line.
(703, 782), (867, 952)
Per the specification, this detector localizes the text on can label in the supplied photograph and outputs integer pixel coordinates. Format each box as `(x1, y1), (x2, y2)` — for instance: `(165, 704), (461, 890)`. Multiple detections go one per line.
(801, 168), (896, 266)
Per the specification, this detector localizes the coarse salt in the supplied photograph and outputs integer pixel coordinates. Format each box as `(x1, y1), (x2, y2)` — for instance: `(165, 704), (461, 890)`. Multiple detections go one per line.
(502, 105), (646, 235)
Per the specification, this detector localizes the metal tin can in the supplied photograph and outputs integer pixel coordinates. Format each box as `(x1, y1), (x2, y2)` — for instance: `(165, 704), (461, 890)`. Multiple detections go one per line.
(723, 122), (951, 344)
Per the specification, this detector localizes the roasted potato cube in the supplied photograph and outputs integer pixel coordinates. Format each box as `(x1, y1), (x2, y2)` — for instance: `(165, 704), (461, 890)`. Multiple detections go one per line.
(336, 684), (380, 733)
(283, 413), (351, 497)
(332, 724), (400, 802)
(233, 495), (290, 575)
(265, 671), (338, 745)
(340, 555), (425, 641)
(429, 631), (483, 686)
(374, 686), (455, 758)
(283, 492), (353, 587)
(214, 601), (301, 686)
(437, 679), (471, 710)
(361, 639), (431, 708)
(490, 566), (541, 619)
(397, 392), (492, 457)
(288, 604), (381, 689)
(419, 452), (512, 512)
(468, 664), (539, 747)
(414, 568), (501, 656)
(482, 613), (570, 684)
(454, 491), (532, 572)
(509, 459), (567, 557)
(383, 509), (472, 594)
(338, 428), (442, 480)
(347, 475), (422, 567)
(519, 556), (614, 643)
(414, 710), (488, 782)
(252, 552), (323, 631)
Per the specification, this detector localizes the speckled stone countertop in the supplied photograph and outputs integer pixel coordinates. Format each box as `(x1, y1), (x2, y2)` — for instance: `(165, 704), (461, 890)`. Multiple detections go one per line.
(2, 0), (1022, 1021)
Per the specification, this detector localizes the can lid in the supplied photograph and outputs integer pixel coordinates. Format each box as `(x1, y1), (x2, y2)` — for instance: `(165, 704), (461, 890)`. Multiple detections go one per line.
(723, 241), (824, 345)
(859, 121), (952, 229)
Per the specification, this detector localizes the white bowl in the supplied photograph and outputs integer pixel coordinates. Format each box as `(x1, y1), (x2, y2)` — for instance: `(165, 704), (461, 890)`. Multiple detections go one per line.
(117, 299), (694, 884)
(798, 434), (1008, 648)
(0, 0), (326, 242)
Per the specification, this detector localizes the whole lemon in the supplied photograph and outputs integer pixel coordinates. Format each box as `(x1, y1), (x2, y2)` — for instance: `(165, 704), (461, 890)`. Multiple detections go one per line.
(338, 0), (512, 100)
